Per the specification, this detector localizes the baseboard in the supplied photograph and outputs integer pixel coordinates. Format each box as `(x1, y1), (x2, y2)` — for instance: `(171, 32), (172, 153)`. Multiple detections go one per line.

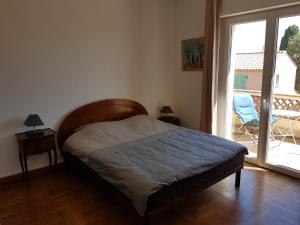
(0, 163), (64, 186)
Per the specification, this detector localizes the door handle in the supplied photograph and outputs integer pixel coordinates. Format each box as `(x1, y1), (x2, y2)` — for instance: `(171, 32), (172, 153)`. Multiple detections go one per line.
(262, 99), (268, 110)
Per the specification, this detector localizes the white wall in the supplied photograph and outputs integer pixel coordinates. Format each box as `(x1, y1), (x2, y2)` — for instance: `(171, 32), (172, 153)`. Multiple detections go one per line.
(275, 54), (297, 95)
(5, 0), (296, 179)
(222, 0), (300, 17)
(0, 0), (175, 178)
(174, 0), (206, 129)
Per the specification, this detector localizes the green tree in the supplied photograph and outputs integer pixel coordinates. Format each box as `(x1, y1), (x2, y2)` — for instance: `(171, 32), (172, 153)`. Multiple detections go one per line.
(287, 33), (300, 93)
(287, 33), (300, 66)
(279, 25), (299, 50)
(295, 69), (300, 93)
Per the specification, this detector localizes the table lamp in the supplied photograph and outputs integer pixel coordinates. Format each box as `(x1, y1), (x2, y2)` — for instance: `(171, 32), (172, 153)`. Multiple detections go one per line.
(24, 114), (44, 137)
(160, 106), (174, 116)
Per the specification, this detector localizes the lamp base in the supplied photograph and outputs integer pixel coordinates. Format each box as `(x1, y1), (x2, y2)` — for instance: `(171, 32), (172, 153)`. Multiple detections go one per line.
(25, 129), (44, 137)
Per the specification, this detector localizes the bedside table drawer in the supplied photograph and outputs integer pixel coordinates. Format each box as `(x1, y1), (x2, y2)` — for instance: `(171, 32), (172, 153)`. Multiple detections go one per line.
(23, 136), (56, 154)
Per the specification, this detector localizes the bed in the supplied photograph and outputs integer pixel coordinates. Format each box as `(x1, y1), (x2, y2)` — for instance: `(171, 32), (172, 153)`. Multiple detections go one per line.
(57, 99), (248, 224)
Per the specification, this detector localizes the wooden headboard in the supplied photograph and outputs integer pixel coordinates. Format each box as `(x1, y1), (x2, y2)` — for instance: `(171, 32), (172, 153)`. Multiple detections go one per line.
(57, 99), (148, 148)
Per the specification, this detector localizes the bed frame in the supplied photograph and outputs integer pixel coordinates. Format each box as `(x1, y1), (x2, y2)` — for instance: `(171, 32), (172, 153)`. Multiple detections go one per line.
(57, 99), (244, 224)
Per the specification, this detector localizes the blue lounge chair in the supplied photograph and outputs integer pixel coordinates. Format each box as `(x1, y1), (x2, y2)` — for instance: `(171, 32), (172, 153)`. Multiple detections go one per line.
(233, 93), (278, 143)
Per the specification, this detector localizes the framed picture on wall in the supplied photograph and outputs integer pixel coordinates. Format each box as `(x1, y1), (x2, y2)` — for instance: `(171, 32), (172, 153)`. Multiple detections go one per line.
(182, 37), (204, 71)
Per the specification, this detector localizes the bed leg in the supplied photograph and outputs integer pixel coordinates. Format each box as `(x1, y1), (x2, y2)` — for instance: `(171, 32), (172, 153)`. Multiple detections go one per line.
(141, 215), (150, 225)
(63, 158), (71, 170)
(235, 170), (241, 188)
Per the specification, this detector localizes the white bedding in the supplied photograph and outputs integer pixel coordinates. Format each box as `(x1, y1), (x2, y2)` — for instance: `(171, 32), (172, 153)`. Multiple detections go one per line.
(63, 115), (176, 157)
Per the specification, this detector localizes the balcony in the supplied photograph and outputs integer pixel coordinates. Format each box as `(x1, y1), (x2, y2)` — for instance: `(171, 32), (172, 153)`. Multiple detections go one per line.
(232, 89), (300, 171)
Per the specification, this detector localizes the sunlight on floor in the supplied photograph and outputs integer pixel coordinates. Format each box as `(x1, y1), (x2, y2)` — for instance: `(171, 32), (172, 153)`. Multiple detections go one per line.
(244, 165), (269, 171)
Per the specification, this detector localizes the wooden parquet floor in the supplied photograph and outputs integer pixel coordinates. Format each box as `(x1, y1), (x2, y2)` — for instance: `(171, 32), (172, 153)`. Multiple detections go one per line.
(0, 164), (300, 225)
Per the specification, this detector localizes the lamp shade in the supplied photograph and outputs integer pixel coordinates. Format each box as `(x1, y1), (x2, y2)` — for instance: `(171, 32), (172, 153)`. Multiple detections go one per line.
(160, 106), (173, 114)
(24, 114), (44, 127)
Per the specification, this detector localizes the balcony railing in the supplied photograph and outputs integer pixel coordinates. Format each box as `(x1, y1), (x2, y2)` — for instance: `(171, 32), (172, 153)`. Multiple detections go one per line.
(234, 89), (300, 119)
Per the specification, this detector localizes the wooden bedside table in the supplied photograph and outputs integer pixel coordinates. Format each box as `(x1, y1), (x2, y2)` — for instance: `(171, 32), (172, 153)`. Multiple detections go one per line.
(158, 116), (180, 126)
(15, 128), (57, 187)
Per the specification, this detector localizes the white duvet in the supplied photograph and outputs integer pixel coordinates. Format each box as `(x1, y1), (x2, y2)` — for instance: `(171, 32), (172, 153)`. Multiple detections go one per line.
(64, 115), (176, 157)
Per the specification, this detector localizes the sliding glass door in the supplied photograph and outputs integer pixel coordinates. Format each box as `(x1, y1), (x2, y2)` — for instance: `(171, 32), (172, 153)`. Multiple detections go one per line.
(218, 5), (300, 178)
(267, 14), (300, 172)
(228, 20), (266, 160)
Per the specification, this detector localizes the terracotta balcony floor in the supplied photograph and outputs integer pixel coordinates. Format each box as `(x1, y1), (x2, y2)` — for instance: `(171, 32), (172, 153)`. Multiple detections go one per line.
(232, 132), (300, 171)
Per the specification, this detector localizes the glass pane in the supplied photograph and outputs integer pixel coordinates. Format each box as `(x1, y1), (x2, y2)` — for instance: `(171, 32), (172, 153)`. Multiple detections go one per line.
(267, 15), (300, 171)
(229, 21), (266, 159)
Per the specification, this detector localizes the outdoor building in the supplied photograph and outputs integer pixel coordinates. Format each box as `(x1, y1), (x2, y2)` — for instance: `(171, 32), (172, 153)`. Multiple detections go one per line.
(234, 51), (298, 94)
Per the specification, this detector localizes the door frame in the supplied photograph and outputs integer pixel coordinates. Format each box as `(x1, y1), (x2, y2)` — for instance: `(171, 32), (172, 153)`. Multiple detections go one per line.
(217, 4), (300, 179)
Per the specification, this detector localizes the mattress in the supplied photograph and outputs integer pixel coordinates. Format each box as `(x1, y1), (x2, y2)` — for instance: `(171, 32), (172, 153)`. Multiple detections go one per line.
(64, 115), (248, 215)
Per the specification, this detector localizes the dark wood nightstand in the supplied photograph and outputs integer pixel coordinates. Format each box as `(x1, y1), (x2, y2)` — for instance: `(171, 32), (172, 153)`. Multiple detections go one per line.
(15, 128), (57, 187)
(158, 116), (180, 126)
